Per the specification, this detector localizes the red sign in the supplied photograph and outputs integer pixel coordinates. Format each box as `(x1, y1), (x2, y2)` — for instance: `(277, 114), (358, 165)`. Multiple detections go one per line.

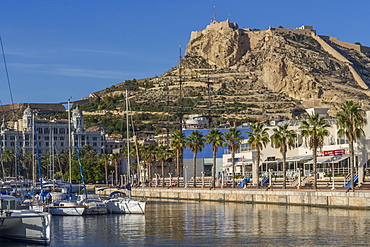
(319, 149), (346, 156)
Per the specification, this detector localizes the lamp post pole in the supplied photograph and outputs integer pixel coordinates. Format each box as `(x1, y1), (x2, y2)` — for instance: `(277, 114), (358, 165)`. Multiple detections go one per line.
(331, 159), (336, 190)
(201, 172), (205, 188)
(183, 166), (188, 188)
(297, 168), (302, 189)
(110, 171), (114, 187)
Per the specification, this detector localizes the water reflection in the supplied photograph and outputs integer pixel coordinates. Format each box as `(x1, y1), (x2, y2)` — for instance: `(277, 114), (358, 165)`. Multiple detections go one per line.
(3, 201), (370, 246)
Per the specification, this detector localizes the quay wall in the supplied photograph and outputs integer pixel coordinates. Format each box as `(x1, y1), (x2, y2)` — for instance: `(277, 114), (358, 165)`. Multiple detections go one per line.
(122, 188), (370, 210)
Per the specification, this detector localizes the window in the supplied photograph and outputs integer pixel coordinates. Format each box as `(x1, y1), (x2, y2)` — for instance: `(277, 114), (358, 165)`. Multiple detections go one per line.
(92, 137), (98, 141)
(93, 142), (97, 147)
(44, 128), (49, 134)
(60, 137), (65, 141)
(44, 136), (49, 140)
(61, 142), (64, 146)
(59, 128), (65, 134)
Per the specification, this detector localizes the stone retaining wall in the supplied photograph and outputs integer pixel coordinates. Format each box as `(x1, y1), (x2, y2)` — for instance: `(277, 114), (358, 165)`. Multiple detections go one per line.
(125, 188), (370, 210)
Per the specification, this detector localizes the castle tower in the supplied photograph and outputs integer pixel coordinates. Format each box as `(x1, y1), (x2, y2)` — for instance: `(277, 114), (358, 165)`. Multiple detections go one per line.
(72, 106), (84, 132)
(22, 105), (33, 131)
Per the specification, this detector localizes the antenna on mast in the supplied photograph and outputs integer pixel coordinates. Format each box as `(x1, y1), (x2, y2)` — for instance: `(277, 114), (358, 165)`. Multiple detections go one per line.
(212, 6), (216, 22)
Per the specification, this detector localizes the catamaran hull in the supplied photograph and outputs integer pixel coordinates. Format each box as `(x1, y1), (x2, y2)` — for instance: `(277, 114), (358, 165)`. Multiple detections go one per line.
(0, 210), (51, 245)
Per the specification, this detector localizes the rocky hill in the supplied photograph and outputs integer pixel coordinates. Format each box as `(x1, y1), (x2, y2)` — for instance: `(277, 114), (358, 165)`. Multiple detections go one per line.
(81, 20), (370, 131)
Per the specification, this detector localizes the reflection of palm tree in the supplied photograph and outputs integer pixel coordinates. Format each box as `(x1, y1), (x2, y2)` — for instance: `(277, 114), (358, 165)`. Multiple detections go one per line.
(171, 130), (186, 187)
(336, 101), (367, 190)
(205, 129), (226, 188)
(271, 124), (296, 189)
(224, 128), (244, 188)
(186, 131), (205, 188)
(300, 113), (330, 190)
(246, 123), (269, 187)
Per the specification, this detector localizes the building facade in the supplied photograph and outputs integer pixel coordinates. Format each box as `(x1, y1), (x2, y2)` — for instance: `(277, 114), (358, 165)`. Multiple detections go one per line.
(0, 106), (105, 156)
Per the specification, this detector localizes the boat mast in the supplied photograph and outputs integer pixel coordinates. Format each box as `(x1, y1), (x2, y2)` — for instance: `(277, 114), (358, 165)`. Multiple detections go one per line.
(126, 90), (130, 184)
(68, 99), (72, 183)
(32, 113), (36, 187)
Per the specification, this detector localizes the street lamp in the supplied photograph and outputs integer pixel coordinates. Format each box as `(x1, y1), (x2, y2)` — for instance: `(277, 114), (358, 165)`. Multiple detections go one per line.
(169, 173), (172, 187)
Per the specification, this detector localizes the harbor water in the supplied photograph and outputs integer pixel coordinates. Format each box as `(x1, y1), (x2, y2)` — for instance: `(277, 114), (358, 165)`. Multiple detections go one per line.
(3, 199), (370, 246)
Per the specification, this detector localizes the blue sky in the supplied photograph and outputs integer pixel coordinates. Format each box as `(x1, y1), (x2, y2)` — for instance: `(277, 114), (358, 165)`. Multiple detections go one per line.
(0, 0), (369, 105)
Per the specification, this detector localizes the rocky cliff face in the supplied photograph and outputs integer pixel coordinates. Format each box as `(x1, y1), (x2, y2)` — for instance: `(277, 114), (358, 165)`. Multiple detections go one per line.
(89, 20), (370, 123)
(177, 20), (370, 117)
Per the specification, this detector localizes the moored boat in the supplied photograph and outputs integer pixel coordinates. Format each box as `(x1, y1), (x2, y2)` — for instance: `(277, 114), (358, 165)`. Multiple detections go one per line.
(0, 195), (51, 244)
(104, 191), (146, 214)
(77, 194), (107, 215)
(49, 201), (86, 216)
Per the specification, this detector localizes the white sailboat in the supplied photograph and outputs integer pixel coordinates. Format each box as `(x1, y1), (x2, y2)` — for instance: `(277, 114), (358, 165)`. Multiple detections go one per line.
(0, 195), (51, 244)
(104, 90), (146, 214)
(104, 189), (146, 214)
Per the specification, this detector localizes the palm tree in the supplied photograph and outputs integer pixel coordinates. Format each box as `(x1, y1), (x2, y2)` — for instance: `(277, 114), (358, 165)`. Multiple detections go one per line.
(155, 145), (171, 187)
(246, 123), (269, 187)
(111, 153), (122, 186)
(141, 144), (155, 187)
(223, 128), (244, 188)
(186, 130), (205, 188)
(299, 113), (330, 190)
(205, 129), (226, 188)
(270, 124), (296, 189)
(336, 101), (367, 190)
(100, 154), (111, 186)
(2, 149), (15, 177)
(171, 130), (186, 187)
(21, 151), (33, 179)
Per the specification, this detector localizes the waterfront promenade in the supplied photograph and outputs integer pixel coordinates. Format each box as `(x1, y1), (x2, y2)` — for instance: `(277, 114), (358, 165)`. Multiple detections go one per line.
(94, 185), (370, 210)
